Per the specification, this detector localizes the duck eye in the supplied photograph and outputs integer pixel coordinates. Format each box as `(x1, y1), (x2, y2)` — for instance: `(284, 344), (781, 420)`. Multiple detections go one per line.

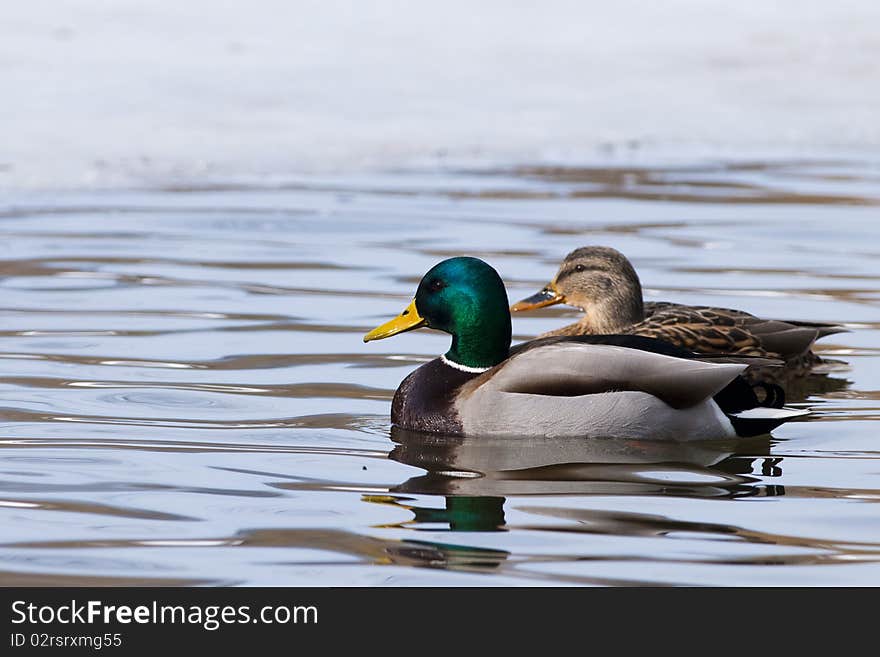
(428, 279), (446, 293)
(574, 264), (586, 273)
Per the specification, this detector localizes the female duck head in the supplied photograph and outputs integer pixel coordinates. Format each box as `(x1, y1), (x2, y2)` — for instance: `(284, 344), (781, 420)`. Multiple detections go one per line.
(511, 246), (644, 333)
(364, 257), (512, 369)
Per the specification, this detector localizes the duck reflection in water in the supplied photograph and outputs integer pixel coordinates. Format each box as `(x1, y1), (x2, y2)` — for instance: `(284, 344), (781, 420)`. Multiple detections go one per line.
(249, 430), (788, 577)
(366, 494), (508, 532)
(341, 429), (788, 577)
(386, 426), (785, 502)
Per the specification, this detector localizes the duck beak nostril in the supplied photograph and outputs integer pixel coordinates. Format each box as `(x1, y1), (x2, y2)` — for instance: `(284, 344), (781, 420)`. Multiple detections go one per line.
(510, 283), (566, 312)
(363, 299), (425, 342)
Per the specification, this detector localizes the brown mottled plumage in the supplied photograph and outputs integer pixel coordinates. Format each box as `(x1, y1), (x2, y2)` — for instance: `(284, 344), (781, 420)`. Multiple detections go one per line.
(511, 246), (846, 382)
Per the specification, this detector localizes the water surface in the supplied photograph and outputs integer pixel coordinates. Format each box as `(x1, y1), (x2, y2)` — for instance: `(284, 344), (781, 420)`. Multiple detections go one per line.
(1, 159), (879, 585)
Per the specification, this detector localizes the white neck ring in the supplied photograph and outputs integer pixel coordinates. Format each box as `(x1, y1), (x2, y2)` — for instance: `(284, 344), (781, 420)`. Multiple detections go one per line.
(441, 354), (491, 373)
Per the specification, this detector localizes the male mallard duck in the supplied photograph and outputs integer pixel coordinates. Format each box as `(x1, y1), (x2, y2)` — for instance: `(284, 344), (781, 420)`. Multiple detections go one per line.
(363, 256), (808, 440)
(511, 246), (845, 379)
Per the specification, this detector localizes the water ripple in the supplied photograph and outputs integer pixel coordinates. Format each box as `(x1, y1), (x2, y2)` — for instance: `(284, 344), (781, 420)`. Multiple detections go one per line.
(0, 160), (878, 585)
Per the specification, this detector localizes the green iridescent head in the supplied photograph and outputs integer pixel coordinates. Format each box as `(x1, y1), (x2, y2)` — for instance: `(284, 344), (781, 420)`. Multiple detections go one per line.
(363, 257), (512, 369)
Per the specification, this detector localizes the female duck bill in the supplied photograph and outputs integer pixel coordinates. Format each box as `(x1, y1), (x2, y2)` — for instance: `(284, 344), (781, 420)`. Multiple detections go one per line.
(509, 282), (565, 312)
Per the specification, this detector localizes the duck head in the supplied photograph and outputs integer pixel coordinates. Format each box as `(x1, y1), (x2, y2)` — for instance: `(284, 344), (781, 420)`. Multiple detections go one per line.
(510, 246), (645, 333)
(364, 257), (512, 369)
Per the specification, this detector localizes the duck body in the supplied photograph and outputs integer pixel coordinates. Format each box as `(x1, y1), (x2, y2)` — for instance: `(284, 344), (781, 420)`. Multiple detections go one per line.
(366, 257), (808, 441)
(391, 335), (804, 440)
(512, 246), (845, 381)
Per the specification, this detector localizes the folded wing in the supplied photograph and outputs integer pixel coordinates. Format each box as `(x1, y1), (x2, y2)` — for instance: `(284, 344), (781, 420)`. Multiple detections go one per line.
(471, 343), (746, 410)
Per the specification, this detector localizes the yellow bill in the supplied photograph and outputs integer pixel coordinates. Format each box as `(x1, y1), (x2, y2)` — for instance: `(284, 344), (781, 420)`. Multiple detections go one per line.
(510, 282), (566, 312)
(363, 299), (427, 342)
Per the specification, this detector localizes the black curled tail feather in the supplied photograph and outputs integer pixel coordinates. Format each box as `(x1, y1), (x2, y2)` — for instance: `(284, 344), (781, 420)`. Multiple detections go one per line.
(712, 376), (758, 414)
(713, 377), (786, 415)
(714, 376), (800, 437)
(751, 382), (786, 408)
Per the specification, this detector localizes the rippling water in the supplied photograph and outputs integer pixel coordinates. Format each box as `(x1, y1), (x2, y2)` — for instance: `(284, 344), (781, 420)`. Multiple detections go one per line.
(1, 159), (879, 586)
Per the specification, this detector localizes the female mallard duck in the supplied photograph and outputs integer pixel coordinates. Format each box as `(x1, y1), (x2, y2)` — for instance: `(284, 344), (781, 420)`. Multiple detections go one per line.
(511, 246), (844, 379)
(363, 256), (807, 440)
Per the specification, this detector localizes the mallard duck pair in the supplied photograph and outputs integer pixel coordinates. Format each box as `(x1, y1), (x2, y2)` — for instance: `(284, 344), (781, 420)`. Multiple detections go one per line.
(364, 255), (822, 441)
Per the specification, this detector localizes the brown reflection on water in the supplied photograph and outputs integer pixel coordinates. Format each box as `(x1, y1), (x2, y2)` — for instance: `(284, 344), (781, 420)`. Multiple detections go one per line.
(0, 497), (195, 521)
(0, 527), (664, 585)
(0, 571), (213, 586)
(152, 162), (880, 206)
(515, 505), (880, 555)
(0, 351), (426, 371)
(506, 164), (880, 205)
(5, 529), (513, 577)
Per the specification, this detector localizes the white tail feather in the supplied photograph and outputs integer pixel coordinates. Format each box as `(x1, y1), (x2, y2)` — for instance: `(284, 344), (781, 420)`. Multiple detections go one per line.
(731, 407), (810, 420)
